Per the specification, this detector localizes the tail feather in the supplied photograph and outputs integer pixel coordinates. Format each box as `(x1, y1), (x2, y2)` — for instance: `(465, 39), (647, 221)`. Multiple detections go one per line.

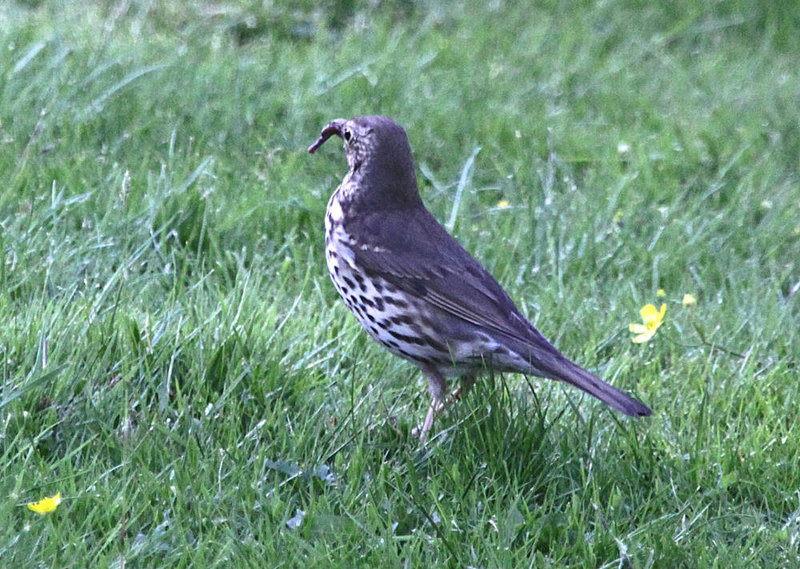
(512, 341), (652, 417)
(551, 355), (652, 417)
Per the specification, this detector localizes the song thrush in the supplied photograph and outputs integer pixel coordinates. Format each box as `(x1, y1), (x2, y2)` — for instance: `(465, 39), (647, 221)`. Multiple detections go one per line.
(309, 115), (651, 441)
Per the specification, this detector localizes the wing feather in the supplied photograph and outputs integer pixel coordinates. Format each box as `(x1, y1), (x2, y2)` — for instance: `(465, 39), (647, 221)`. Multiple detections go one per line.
(348, 208), (550, 347)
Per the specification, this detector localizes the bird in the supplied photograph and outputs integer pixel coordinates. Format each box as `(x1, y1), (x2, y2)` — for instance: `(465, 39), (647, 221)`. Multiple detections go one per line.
(308, 115), (652, 441)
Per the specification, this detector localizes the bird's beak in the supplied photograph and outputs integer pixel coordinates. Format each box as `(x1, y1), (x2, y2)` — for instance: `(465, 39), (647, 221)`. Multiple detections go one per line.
(308, 119), (347, 153)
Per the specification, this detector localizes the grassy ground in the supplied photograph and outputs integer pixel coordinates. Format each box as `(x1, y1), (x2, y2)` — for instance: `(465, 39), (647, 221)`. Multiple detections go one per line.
(2, 1), (799, 567)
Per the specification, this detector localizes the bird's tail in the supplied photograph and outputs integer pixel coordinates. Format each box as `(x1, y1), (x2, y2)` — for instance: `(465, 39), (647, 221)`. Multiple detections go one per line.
(551, 355), (652, 417)
(513, 341), (652, 417)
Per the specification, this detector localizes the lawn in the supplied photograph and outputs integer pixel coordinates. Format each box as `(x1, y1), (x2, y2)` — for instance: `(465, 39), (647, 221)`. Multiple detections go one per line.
(1, 1), (799, 567)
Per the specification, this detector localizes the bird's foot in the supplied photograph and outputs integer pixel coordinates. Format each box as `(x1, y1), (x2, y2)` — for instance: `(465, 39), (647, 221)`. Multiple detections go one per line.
(411, 376), (475, 443)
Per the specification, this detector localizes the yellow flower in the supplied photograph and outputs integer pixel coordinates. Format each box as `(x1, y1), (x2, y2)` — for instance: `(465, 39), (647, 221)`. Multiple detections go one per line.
(629, 304), (666, 343)
(656, 288), (665, 297)
(496, 199), (510, 208)
(612, 210), (624, 224)
(27, 492), (61, 515)
(682, 293), (697, 307)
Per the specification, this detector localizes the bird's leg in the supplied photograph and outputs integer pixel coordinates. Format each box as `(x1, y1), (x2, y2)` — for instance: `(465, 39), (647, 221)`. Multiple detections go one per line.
(413, 371), (476, 442)
(449, 375), (476, 403)
(413, 366), (447, 443)
(418, 403), (437, 444)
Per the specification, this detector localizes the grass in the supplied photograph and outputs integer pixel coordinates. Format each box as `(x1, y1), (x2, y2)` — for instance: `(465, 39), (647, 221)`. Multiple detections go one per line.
(1, 0), (799, 566)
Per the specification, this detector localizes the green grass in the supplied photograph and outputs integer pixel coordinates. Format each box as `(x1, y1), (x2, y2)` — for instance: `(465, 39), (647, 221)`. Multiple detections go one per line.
(2, 0), (799, 566)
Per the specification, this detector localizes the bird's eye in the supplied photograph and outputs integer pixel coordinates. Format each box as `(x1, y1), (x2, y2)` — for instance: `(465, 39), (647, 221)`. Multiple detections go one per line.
(344, 130), (352, 142)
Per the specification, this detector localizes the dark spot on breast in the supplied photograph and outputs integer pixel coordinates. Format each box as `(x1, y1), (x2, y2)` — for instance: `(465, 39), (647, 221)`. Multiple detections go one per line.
(382, 296), (408, 309)
(388, 329), (427, 346)
(342, 276), (355, 289)
(419, 335), (447, 354)
(390, 314), (413, 326)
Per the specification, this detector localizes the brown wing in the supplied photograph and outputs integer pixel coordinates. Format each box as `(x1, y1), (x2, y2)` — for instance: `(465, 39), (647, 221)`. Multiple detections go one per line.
(345, 207), (556, 350)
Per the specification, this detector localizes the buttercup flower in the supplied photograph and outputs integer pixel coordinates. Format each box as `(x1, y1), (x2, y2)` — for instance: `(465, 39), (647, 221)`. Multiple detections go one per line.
(629, 304), (666, 343)
(496, 199), (510, 209)
(27, 492), (61, 515)
(682, 293), (696, 307)
(657, 289), (665, 297)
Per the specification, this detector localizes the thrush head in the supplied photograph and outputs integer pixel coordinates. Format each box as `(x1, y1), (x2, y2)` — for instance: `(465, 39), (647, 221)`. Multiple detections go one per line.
(308, 115), (422, 211)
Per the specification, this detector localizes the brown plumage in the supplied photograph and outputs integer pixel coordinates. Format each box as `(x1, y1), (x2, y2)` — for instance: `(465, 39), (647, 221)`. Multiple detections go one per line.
(310, 115), (651, 440)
